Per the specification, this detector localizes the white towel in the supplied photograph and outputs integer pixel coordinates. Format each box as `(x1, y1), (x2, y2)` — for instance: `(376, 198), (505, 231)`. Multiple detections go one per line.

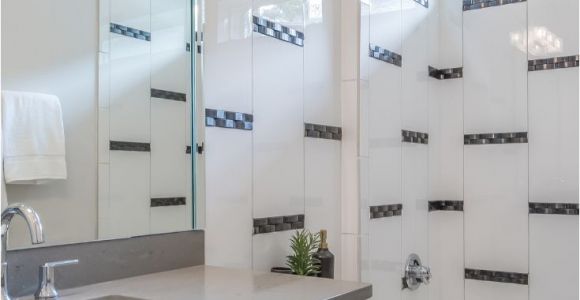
(2, 91), (67, 184)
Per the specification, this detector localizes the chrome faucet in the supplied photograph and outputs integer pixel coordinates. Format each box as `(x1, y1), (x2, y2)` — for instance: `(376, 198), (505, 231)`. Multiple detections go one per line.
(1, 203), (45, 300)
(403, 253), (431, 291)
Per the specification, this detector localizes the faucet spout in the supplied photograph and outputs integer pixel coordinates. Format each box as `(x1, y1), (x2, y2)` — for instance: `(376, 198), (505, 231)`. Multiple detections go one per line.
(1, 203), (45, 300)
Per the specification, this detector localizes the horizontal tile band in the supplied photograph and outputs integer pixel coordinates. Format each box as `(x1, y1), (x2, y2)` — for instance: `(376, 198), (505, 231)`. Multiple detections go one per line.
(463, 0), (526, 11)
(151, 197), (186, 207)
(369, 44), (402, 67)
(428, 66), (463, 80)
(465, 268), (528, 285)
(528, 55), (579, 71)
(304, 123), (342, 141)
(109, 141), (151, 152)
(252, 16), (304, 47)
(110, 23), (151, 41)
(186, 146), (192, 154)
(253, 214), (305, 234)
(429, 201), (464, 212)
(205, 108), (253, 131)
(529, 202), (579, 215)
(464, 132), (527, 145)
(402, 130), (429, 144)
(370, 204), (403, 219)
(413, 0), (429, 8)
(151, 89), (187, 102)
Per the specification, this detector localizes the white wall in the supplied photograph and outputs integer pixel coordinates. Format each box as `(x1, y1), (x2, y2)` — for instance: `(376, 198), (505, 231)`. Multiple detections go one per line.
(1, 0), (99, 249)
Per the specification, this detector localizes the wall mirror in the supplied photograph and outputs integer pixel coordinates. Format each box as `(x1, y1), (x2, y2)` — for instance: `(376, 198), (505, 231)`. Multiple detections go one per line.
(1, 0), (204, 249)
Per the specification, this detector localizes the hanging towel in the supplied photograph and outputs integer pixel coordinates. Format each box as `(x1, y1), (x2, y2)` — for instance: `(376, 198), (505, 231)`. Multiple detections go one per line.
(2, 91), (67, 184)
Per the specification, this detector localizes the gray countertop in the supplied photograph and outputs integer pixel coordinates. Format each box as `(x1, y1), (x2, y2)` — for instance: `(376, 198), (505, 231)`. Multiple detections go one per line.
(23, 265), (371, 300)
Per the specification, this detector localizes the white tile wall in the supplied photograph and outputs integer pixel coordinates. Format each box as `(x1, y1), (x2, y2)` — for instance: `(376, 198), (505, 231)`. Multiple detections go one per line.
(367, 217), (402, 300)
(463, 3), (528, 133)
(252, 230), (295, 271)
(465, 280), (528, 300)
(529, 68), (579, 204)
(464, 144), (528, 273)
(341, 80), (360, 236)
(529, 215), (579, 300)
(528, 0), (579, 59)
(305, 138), (342, 278)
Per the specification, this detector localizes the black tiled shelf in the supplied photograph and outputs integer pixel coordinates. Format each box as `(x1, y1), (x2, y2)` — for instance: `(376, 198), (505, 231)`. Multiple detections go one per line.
(465, 269), (528, 285)
(254, 214), (305, 234)
(370, 204), (402, 219)
(463, 0), (526, 11)
(110, 23), (151, 41)
(252, 16), (304, 47)
(464, 132), (527, 145)
(428, 66), (463, 80)
(369, 44), (402, 67)
(206, 108), (253, 131)
(528, 55), (579, 71)
(109, 141), (151, 152)
(402, 130), (429, 145)
(529, 202), (579, 215)
(429, 201), (463, 212)
(151, 197), (186, 207)
(151, 89), (187, 102)
(305, 123), (342, 141)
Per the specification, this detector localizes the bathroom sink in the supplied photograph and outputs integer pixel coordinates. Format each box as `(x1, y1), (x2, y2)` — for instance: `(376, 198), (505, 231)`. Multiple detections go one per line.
(89, 296), (147, 300)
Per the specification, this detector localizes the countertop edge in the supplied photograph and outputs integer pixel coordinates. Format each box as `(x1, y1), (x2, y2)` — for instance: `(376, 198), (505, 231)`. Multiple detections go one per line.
(329, 283), (372, 300)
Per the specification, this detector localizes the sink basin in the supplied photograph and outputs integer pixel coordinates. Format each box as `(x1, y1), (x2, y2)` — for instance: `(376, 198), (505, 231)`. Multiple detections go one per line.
(89, 296), (147, 300)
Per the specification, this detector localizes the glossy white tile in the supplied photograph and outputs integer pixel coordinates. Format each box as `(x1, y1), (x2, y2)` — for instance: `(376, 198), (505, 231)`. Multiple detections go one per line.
(529, 68), (579, 204)
(370, 0), (402, 54)
(465, 280), (528, 300)
(110, 0), (151, 32)
(367, 217), (402, 300)
(528, 0), (579, 59)
(340, 0), (360, 81)
(252, 230), (295, 272)
(150, 205), (188, 234)
(463, 3), (528, 133)
(341, 80), (360, 235)
(464, 144), (528, 273)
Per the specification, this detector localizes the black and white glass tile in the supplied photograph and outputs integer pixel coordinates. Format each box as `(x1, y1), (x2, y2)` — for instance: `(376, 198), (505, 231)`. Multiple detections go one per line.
(151, 197), (186, 207)
(464, 132), (527, 145)
(529, 202), (579, 215)
(252, 16), (304, 47)
(428, 66), (463, 80)
(463, 0), (526, 11)
(109, 141), (151, 152)
(369, 44), (402, 67)
(110, 23), (151, 41)
(370, 204), (403, 219)
(428, 201), (464, 212)
(465, 269), (528, 285)
(402, 130), (428, 144)
(528, 55), (579, 71)
(253, 214), (305, 234)
(304, 123), (342, 141)
(205, 108), (253, 131)
(151, 89), (187, 102)
(413, 0), (429, 7)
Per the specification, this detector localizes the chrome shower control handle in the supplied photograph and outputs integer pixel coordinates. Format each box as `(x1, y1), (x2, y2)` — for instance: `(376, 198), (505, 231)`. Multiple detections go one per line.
(35, 259), (79, 299)
(404, 254), (431, 290)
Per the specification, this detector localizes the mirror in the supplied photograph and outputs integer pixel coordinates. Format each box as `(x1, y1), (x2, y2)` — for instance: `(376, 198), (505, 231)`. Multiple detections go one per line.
(1, 0), (203, 249)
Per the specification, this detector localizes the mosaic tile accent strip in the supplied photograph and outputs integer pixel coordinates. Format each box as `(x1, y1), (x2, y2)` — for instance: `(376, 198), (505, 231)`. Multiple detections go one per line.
(463, 0), (526, 11)
(428, 66), (463, 80)
(205, 108), (253, 131)
(151, 89), (187, 102)
(413, 0), (429, 8)
(529, 202), (579, 215)
(110, 23), (151, 41)
(402, 130), (429, 144)
(186, 146), (192, 154)
(464, 132), (527, 145)
(370, 204), (403, 219)
(253, 214), (305, 234)
(252, 16), (304, 47)
(369, 44), (402, 67)
(109, 141), (151, 152)
(528, 55), (580, 71)
(429, 201), (464, 212)
(151, 197), (186, 207)
(465, 269), (528, 285)
(304, 123), (342, 141)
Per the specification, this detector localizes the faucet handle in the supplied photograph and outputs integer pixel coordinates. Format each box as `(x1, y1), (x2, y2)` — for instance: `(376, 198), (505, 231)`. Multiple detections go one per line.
(35, 259), (79, 299)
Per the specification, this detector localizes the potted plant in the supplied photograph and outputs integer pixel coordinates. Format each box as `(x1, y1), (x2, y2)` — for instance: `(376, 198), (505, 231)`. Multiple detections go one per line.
(286, 229), (321, 276)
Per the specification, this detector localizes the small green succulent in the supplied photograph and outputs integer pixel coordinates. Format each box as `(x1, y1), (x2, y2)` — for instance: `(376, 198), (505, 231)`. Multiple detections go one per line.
(286, 229), (321, 276)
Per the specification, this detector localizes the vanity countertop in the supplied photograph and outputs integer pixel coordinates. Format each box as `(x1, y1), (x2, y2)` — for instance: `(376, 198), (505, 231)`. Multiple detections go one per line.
(25, 265), (372, 300)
